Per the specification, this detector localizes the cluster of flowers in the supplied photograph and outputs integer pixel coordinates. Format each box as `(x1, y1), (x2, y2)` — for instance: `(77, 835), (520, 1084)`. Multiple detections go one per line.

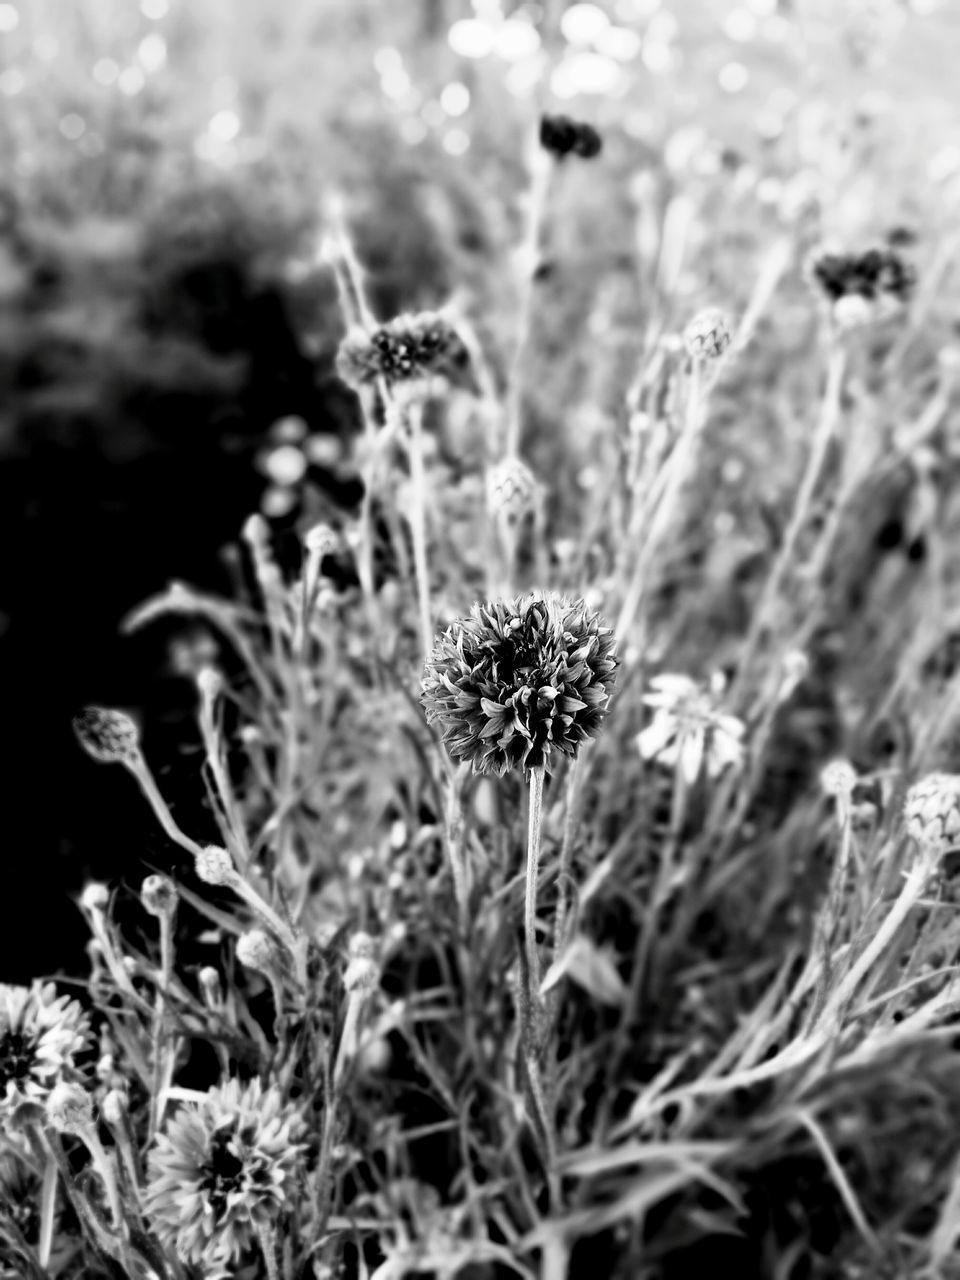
(807, 243), (916, 327)
(336, 310), (468, 390)
(538, 112), (603, 160)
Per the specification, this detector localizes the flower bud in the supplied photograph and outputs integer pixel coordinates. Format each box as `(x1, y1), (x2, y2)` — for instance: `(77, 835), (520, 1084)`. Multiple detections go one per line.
(80, 882), (110, 914)
(487, 457), (538, 525)
(198, 966), (221, 1006)
(236, 929), (280, 976)
(73, 707), (141, 766)
(101, 1089), (127, 1128)
(141, 874), (178, 920)
(45, 1083), (93, 1136)
(820, 759), (858, 801)
(344, 957), (379, 995)
(195, 845), (234, 887)
(683, 308), (733, 361)
(904, 773), (960, 854)
(304, 523), (339, 560)
(196, 666), (223, 701)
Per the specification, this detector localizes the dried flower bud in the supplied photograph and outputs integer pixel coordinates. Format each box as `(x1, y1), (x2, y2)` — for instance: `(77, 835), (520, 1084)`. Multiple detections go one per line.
(236, 929), (280, 976)
(487, 458), (538, 525)
(539, 113), (603, 159)
(683, 308), (733, 361)
(45, 1082), (93, 1136)
(195, 845), (235, 887)
(140, 874), (178, 920)
(198, 966), (221, 1005)
(80, 882), (110, 914)
(820, 759), (858, 800)
(73, 707), (141, 766)
(336, 312), (466, 389)
(904, 773), (960, 854)
(101, 1089), (127, 1128)
(196, 666), (223, 700)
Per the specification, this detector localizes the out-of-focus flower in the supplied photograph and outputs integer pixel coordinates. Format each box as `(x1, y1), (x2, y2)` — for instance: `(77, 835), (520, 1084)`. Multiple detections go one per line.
(336, 312), (467, 390)
(683, 308), (733, 361)
(421, 594), (618, 776)
(45, 1081), (94, 1136)
(539, 113), (603, 159)
(820, 759), (858, 810)
(903, 773), (960, 855)
(486, 457), (538, 525)
(236, 930), (281, 977)
(0, 983), (89, 1120)
(72, 706), (141, 766)
(144, 1077), (304, 1269)
(636, 673), (744, 783)
(806, 244), (916, 324)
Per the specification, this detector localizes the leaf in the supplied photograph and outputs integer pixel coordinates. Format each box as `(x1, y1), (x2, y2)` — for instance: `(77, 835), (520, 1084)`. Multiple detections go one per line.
(540, 934), (627, 1007)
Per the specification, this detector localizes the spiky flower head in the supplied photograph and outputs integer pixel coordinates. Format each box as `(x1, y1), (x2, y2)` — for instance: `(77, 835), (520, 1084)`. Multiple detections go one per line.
(637, 673), (745, 784)
(683, 308), (733, 361)
(336, 312), (466, 390)
(195, 845), (235, 887)
(903, 773), (960, 855)
(144, 1077), (304, 1269)
(141, 874), (178, 920)
(45, 1081), (93, 1136)
(539, 113), (603, 159)
(421, 594), (618, 777)
(486, 457), (538, 525)
(0, 982), (89, 1121)
(72, 706), (141, 766)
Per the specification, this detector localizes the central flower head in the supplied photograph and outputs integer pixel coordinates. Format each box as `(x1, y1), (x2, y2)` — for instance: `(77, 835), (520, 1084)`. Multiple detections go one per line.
(421, 593), (618, 776)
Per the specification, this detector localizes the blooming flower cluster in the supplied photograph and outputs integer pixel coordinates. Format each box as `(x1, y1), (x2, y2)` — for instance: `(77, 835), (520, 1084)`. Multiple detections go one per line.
(0, 982), (89, 1122)
(336, 311), (467, 389)
(421, 593), (618, 776)
(636, 673), (745, 784)
(539, 113), (603, 160)
(144, 1077), (304, 1269)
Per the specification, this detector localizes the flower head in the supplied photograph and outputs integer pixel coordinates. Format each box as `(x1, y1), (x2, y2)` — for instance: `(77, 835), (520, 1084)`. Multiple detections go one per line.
(72, 706), (141, 766)
(236, 930), (281, 977)
(196, 846), (235, 887)
(636, 673), (745, 784)
(820, 758), (858, 801)
(45, 1081), (93, 1136)
(421, 594), (618, 776)
(683, 308), (733, 361)
(487, 457), (538, 525)
(141, 874), (178, 920)
(145, 1077), (304, 1269)
(806, 243), (915, 325)
(539, 113), (603, 159)
(904, 773), (960, 855)
(0, 982), (89, 1121)
(336, 312), (466, 390)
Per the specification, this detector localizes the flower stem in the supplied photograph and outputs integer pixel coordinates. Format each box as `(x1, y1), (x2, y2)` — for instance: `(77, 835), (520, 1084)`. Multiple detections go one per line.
(505, 145), (553, 459)
(524, 765), (546, 1004)
(406, 398), (434, 664)
(552, 756), (582, 960)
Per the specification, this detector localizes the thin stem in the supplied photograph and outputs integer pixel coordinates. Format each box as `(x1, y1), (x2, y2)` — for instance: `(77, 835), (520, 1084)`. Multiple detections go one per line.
(731, 346), (847, 709)
(405, 398), (434, 664)
(128, 758), (206, 861)
(552, 756), (582, 960)
(445, 766), (470, 934)
(80, 1127), (125, 1235)
(524, 766), (546, 1003)
(227, 872), (298, 955)
(148, 910), (174, 1141)
(257, 1221), (280, 1280)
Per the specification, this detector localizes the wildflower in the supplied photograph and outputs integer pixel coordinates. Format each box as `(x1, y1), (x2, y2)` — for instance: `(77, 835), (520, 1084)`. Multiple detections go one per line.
(72, 706), (141, 766)
(486, 457), (538, 525)
(141, 874), (178, 920)
(637, 673), (744, 784)
(820, 758), (858, 801)
(195, 845), (235, 886)
(198, 966), (221, 1007)
(421, 593), (618, 776)
(144, 1077), (304, 1269)
(80, 882), (110, 914)
(539, 113), (602, 160)
(683, 308), (733, 361)
(0, 982), (89, 1121)
(806, 243), (916, 323)
(45, 1082), (93, 1136)
(236, 930), (281, 977)
(196, 665), (223, 700)
(304, 522), (340, 561)
(336, 312), (466, 390)
(903, 773), (960, 855)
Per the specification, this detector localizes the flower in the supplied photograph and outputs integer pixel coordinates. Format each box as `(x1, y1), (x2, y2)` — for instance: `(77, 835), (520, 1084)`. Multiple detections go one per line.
(820, 759), (858, 800)
(144, 1077), (304, 1269)
(539, 113), (603, 159)
(486, 458), (538, 525)
(806, 244), (915, 324)
(236, 930), (281, 977)
(196, 845), (235, 887)
(45, 1082), (94, 1136)
(141, 874), (178, 920)
(336, 312), (466, 389)
(421, 594), (618, 776)
(683, 308), (733, 361)
(636, 673), (745, 784)
(72, 706), (141, 766)
(0, 982), (89, 1121)
(903, 773), (960, 854)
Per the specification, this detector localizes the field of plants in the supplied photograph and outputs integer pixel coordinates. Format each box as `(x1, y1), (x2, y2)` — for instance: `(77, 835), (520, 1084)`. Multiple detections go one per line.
(3, 0), (960, 1276)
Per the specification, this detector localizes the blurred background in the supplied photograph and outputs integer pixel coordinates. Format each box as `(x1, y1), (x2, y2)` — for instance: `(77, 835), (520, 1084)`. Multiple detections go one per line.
(1, 0), (958, 980)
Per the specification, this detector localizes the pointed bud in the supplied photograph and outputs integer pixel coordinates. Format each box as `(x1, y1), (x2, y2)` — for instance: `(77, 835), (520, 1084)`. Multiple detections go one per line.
(73, 707), (141, 766)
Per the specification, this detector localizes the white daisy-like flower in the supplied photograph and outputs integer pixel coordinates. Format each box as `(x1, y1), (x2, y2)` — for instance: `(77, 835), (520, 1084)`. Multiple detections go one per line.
(144, 1077), (305, 1269)
(636, 673), (745, 784)
(0, 982), (90, 1121)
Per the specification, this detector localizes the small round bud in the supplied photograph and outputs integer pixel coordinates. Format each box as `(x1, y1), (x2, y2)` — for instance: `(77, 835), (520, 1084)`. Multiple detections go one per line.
(101, 1089), (127, 1128)
(80, 882), (110, 914)
(141, 874), (178, 920)
(904, 773), (960, 854)
(304, 523), (339, 560)
(242, 512), (270, 548)
(820, 759), (858, 800)
(73, 707), (141, 766)
(344, 956), (379, 995)
(357, 1036), (391, 1076)
(683, 308), (733, 361)
(236, 929), (280, 976)
(198, 966), (221, 1005)
(196, 666), (223, 700)
(46, 1083), (93, 1136)
(486, 457), (538, 525)
(195, 845), (235, 887)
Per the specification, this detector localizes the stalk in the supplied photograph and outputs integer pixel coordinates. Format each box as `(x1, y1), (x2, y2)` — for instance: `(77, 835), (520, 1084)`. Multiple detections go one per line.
(524, 765), (546, 1002)
(405, 397), (434, 664)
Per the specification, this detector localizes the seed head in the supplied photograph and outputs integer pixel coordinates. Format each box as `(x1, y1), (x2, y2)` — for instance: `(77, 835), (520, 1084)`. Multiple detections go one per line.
(683, 308), (733, 361)
(45, 1082), (93, 1136)
(539, 113), (603, 160)
(195, 846), (235, 887)
(421, 594), (618, 777)
(236, 930), (280, 976)
(73, 706), (141, 766)
(141, 874), (178, 920)
(336, 312), (466, 389)
(904, 773), (960, 854)
(487, 458), (538, 525)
